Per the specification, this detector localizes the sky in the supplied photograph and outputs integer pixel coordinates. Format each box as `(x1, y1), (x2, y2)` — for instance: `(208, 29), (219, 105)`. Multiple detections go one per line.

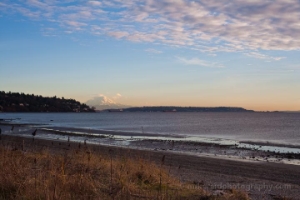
(0, 0), (300, 111)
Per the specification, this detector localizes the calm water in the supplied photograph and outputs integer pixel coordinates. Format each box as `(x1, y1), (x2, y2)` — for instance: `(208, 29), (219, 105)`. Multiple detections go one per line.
(1, 112), (300, 146)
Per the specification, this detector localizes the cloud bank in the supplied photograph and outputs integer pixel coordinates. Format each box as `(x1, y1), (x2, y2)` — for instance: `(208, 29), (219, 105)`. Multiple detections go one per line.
(2, 0), (300, 54)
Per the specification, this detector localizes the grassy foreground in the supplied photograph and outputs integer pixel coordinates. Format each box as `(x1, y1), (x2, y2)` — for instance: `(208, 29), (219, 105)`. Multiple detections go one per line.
(0, 144), (250, 200)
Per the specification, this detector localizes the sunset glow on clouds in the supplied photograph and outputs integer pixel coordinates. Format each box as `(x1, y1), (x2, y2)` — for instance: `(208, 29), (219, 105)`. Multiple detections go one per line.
(1, 0), (300, 111)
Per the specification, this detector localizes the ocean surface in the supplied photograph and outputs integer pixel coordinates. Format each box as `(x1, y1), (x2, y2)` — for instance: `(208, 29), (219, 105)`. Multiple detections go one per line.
(1, 112), (300, 147)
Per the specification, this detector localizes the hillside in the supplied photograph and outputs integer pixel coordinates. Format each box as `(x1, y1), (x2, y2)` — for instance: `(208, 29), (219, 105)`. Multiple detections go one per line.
(109, 106), (254, 112)
(0, 91), (95, 112)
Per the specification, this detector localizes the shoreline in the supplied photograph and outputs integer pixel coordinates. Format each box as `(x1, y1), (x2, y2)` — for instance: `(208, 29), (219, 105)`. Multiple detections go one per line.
(1, 133), (300, 199)
(1, 113), (300, 152)
(1, 122), (300, 166)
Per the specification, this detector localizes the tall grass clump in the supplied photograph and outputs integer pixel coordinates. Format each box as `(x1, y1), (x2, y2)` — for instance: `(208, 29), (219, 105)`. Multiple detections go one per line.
(0, 144), (250, 200)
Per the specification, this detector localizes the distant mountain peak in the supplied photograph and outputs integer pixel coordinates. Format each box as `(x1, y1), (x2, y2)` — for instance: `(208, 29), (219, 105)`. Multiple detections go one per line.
(99, 96), (116, 105)
(85, 95), (129, 110)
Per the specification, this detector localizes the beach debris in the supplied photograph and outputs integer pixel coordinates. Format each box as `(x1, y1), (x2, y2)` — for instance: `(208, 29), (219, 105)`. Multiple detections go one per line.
(193, 180), (204, 186)
(161, 155), (165, 165)
(159, 155), (166, 191)
(108, 148), (113, 194)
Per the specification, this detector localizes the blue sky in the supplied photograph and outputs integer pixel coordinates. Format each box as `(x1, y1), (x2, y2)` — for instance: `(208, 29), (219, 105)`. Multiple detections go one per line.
(1, 0), (300, 111)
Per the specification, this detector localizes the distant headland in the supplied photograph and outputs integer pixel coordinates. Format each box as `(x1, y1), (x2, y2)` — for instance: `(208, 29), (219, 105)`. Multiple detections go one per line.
(0, 91), (95, 112)
(0, 91), (256, 113)
(104, 106), (255, 112)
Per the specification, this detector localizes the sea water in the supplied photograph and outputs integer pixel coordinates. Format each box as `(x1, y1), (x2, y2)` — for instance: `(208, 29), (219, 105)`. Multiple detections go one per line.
(1, 112), (300, 147)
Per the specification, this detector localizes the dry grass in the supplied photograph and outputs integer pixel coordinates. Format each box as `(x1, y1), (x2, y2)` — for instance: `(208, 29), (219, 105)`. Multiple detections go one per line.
(0, 144), (250, 200)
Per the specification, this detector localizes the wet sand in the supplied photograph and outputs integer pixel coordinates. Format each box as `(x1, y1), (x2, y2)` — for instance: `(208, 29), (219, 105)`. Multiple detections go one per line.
(1, 130), (300, 200)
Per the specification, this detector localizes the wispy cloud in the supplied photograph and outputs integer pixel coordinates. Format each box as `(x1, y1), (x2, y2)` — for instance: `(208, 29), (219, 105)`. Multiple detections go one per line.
(145, 48), (163, 54)
(64, 20), (87, 29)
(177, 57), (224, 68)
(245, 52), (286, 61)
(41, 27), (57, 37)
(88, 1), (102, 7)
(108, 31), (130, 39)
(3, 0), (300, 57)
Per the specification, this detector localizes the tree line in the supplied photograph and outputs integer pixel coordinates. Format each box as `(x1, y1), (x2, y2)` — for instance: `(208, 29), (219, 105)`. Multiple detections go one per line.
(0, 91), (95, 112)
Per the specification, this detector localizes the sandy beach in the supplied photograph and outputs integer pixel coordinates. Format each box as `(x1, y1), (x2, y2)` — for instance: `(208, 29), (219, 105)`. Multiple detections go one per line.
(1, 123), (300, 200)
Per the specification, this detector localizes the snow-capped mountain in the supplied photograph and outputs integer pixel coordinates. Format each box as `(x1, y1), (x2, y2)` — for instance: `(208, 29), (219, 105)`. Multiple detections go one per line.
(85, 95), (129, 111)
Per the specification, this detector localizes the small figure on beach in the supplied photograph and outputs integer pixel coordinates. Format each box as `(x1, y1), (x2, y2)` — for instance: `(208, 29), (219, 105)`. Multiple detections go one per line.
(0, 128), (1, 134)
(11, 126), (14, 131)
(32, 129), (37, 136)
